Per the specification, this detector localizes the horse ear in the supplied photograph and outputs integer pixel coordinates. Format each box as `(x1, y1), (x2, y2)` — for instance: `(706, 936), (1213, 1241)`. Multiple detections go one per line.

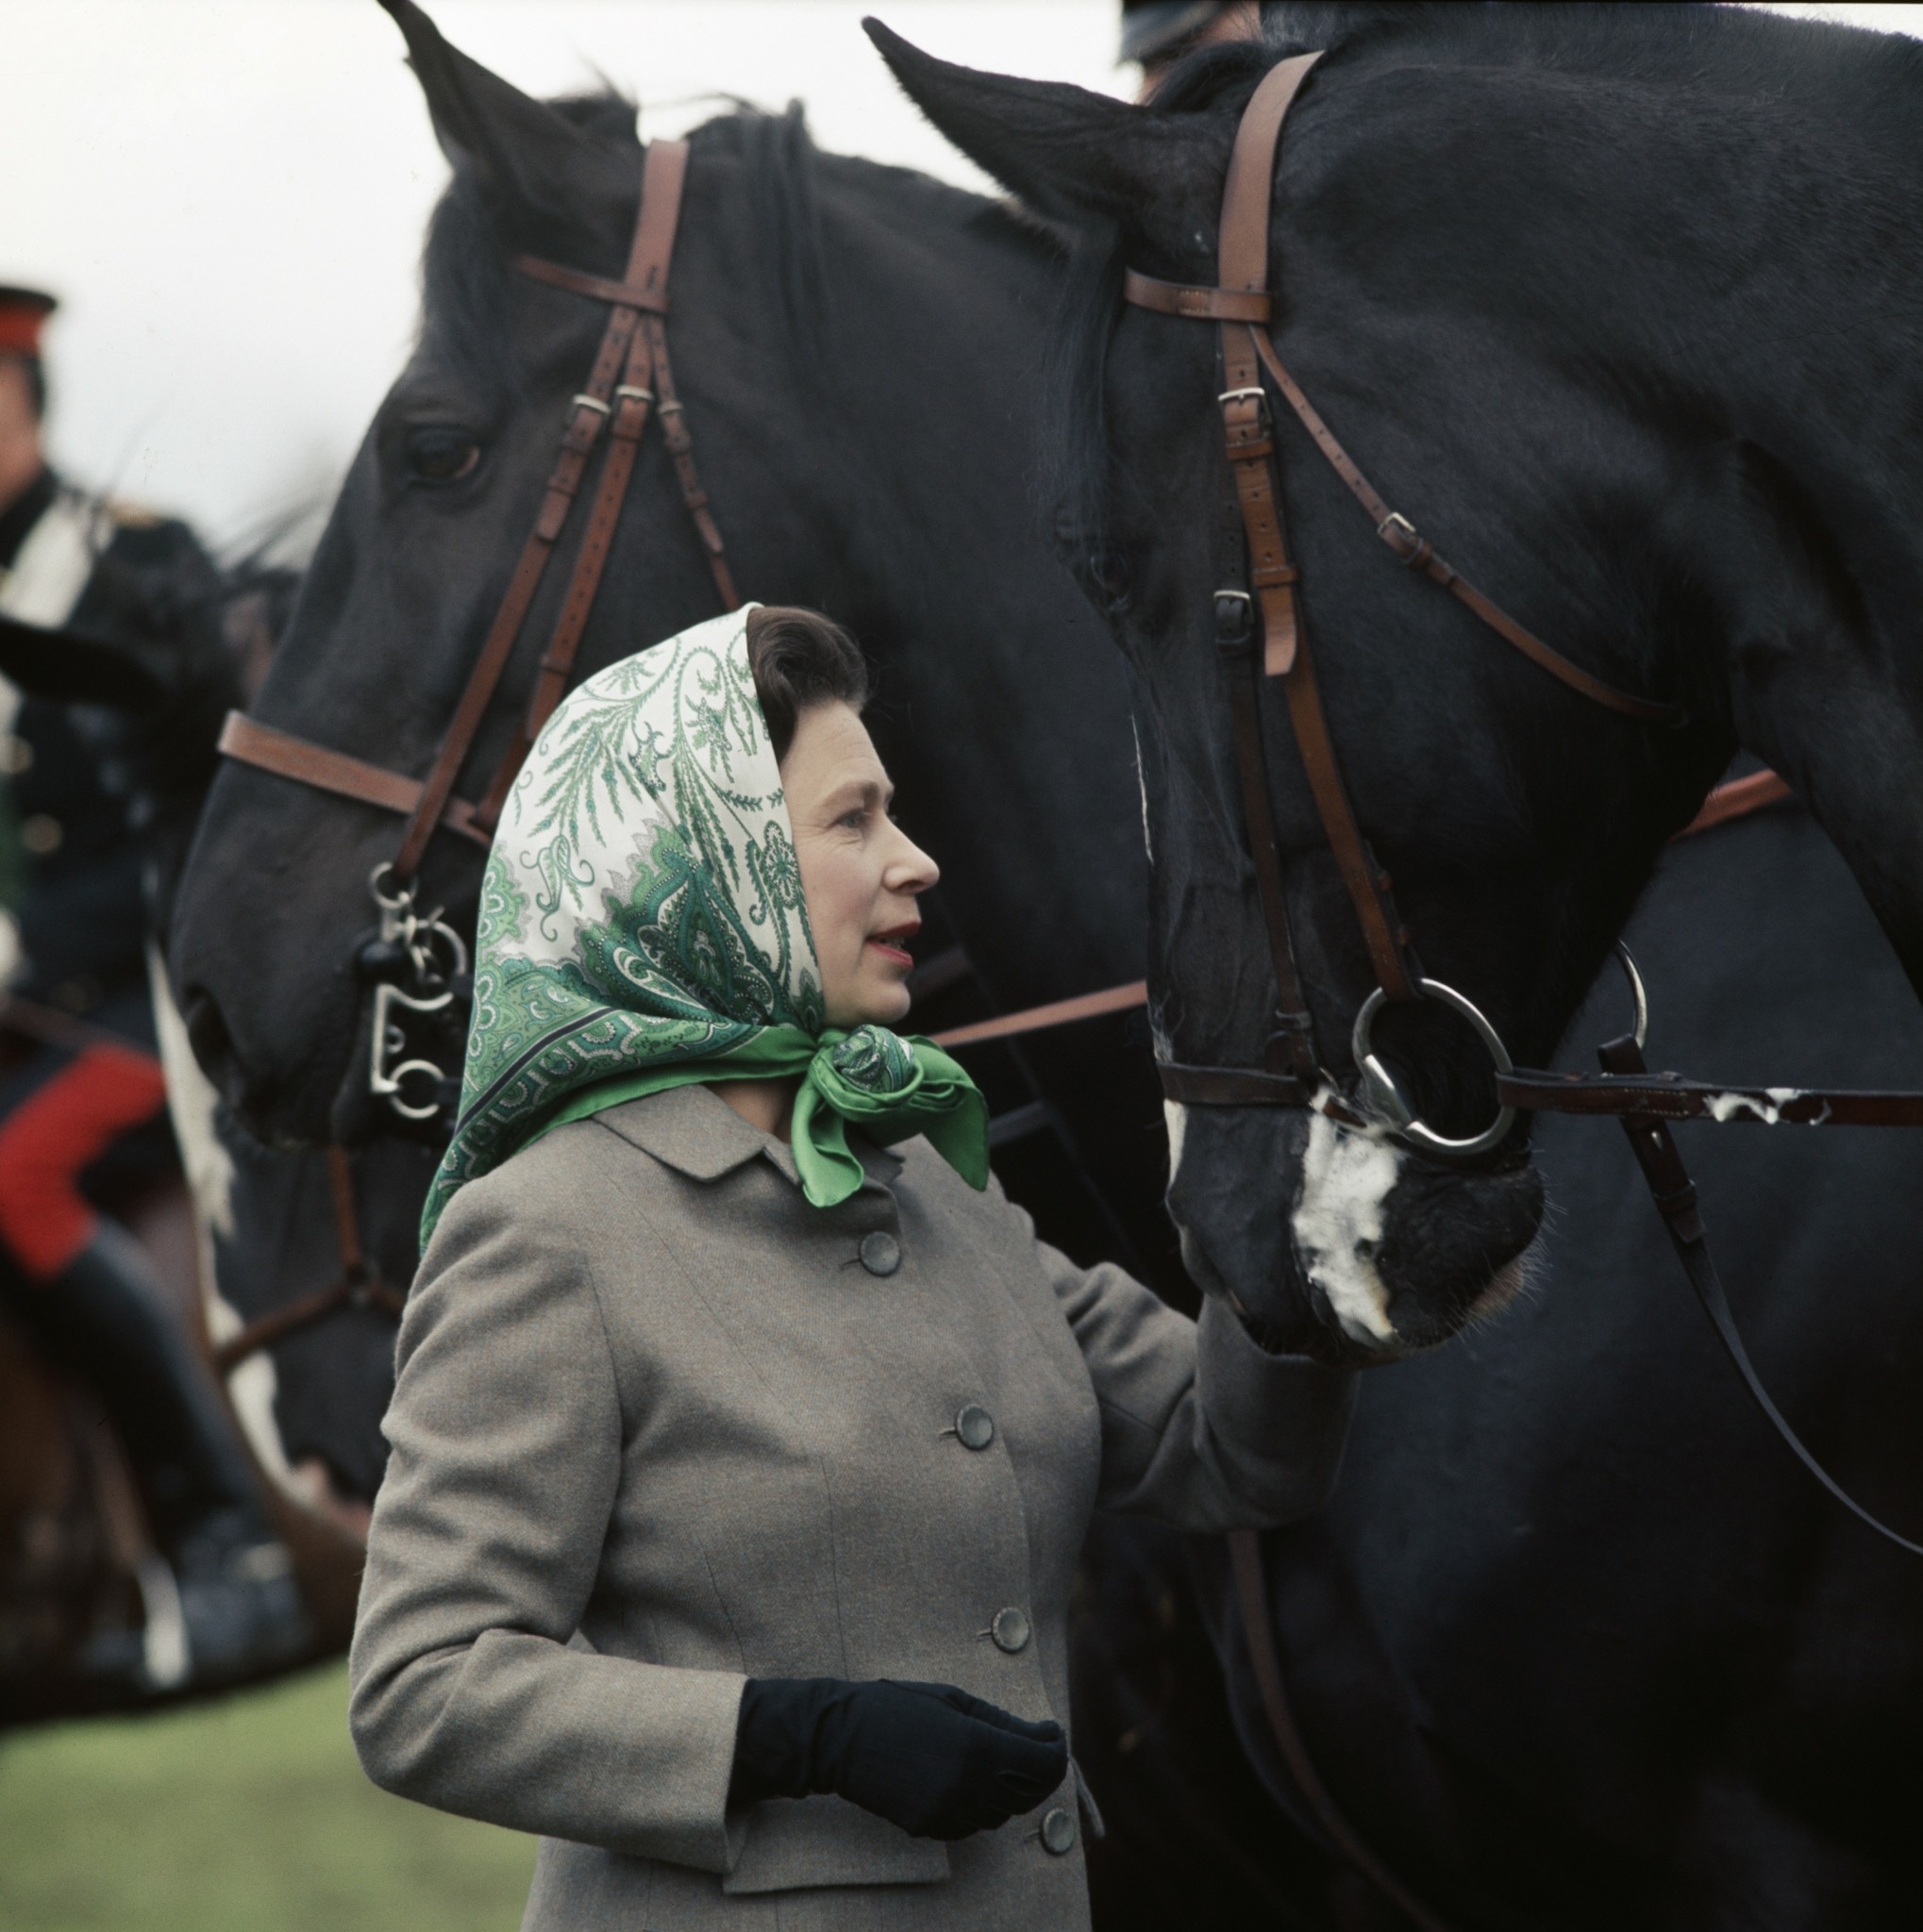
(378, 0), (616, 242)
(862, 18), (1224, 239)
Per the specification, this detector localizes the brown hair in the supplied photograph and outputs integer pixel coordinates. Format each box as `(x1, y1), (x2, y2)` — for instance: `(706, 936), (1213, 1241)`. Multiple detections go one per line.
(744, 606), (870, 762)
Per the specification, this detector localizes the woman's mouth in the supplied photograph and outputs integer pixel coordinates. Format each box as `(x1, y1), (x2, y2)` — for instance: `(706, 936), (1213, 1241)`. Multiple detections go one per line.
(866, 924), (917, 969)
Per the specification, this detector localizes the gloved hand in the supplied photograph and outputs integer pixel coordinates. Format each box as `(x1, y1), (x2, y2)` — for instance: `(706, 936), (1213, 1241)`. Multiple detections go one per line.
(728, 1676), (1068, 1840)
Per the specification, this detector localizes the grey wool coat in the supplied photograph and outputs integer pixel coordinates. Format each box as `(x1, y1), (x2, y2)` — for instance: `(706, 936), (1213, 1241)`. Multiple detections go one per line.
(349, 1084), (1354, 1931)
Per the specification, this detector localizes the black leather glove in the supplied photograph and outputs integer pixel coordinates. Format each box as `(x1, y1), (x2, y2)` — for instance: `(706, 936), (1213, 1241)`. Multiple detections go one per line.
(728, 1676), (1068, 1840)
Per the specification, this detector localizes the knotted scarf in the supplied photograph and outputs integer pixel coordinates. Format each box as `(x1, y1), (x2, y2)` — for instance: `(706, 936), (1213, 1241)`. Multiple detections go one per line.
(420, 607), (987, 1249)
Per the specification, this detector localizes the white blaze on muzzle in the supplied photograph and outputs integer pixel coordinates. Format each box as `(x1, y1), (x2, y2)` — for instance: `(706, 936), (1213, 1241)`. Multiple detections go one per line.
(1162, 1098), (1189, 1182)
(1290, 1110), (1403, 1344)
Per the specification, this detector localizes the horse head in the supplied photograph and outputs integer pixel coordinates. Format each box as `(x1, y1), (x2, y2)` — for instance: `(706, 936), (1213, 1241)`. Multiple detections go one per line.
(170, 0), (1143, 1163)
(869, 4), (1923, 1359)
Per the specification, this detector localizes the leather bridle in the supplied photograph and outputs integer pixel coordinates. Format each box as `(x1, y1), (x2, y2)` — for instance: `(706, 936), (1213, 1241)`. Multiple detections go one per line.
(1119, 44), (1923, 1554)
(1112, 52), (1923, 1924)
(216, 137), (736, 1125)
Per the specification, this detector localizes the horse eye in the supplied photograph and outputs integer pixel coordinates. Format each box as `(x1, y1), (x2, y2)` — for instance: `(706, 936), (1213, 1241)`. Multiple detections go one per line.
(1086, 547), (1132, 613)
(404, 427), (481, 485)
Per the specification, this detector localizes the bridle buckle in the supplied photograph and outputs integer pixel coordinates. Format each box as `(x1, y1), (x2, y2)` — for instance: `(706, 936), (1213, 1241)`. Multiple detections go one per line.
(1213, 589), (1255, 647)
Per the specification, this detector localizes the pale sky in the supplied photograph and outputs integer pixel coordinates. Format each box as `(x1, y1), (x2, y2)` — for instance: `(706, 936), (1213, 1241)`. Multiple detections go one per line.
(1, 0), (1913, 556)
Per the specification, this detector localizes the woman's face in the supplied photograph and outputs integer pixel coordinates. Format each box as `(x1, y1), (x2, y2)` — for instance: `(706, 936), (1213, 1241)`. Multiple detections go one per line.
(780, 700), (938, 1029)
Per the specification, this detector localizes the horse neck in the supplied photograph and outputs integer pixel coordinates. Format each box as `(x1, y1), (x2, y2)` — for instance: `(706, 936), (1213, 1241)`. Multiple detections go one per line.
(1302, 47), (1923, 983)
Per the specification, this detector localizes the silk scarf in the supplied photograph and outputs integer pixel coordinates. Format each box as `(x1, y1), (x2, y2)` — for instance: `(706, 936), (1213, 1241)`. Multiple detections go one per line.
(420, 608), (987, 1247)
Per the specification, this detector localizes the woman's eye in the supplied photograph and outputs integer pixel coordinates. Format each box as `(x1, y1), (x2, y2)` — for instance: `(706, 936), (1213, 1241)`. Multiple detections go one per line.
(404, 427), (481, 486)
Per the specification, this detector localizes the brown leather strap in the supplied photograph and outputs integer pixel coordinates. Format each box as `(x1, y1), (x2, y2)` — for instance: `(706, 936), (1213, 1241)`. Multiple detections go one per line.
(1228, 1531), (1457, 1932)
(510, 254), (670, 312)
(391, 142), (692, 880)
(1676, 768), (1792, 838)
(212, 1146), (404, 1374)
(1594, 1033), (1923, 1557)
(1497, 1068), (1923, 1126)
(1210, 57), (1417, 1004)
(1159, 1062), (1310, 1106)
(1124, 53), (1686, 734)
(1218, 56), (1321, 294)
(649, 315), (741, 610)
(218, 713), (492, 849)
(474, 147), (694, 829)
(929, 979), (1147, 1049)
(1215, 55), (1321, 683)
(1122, 270), (1271, 323)
(1243, 330), (1685, 727)
(211, 1269), (407, 1374)
(1228, 648), (1323, 1077)
(326, 1143), (365, 1280)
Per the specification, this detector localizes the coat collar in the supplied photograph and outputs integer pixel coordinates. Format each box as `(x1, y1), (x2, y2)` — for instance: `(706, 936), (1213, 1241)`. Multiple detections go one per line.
(594, 1083), (904, 1190)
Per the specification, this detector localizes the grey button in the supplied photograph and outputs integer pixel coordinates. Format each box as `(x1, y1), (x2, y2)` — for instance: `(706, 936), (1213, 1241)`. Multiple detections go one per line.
(859, 1231), (901, 1276)
(1040, 1807), (1076, 1855)
(990, 1607), (1030, 1654)
(955, 1404), (995, 1451)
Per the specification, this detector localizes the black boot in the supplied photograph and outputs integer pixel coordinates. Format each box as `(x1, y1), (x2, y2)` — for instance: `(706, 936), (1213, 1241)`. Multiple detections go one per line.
(1, 1222), (312, 1691)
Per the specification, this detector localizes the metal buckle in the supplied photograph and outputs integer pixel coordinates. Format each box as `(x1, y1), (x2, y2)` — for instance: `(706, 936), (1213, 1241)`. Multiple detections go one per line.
(1213, 589), (1254, 646)
(570, 392), (612, 417)
(1377, 511), (1430, 567)
(1351, 976), (1515, 1158)
(1217, 385), (1267, 408)
(613, 385), (655, 406)
(363, 863), (471, 1125)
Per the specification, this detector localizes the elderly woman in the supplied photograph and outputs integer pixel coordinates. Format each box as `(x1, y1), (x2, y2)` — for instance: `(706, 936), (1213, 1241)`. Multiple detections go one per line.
(349, 605), (1354, 1931)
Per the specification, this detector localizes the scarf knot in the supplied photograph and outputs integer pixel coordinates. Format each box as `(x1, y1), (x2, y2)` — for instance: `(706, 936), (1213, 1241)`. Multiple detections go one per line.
(419, 609), (990, 1249)
(792, 1028), (988, 1208)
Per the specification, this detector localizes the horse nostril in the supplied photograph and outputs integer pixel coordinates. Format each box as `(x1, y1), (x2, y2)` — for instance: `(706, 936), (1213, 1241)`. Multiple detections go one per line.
(181, 986), (237, 1093)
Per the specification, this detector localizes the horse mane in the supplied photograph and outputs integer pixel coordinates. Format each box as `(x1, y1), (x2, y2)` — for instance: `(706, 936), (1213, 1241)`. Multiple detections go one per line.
(420, 90), (1032, 407)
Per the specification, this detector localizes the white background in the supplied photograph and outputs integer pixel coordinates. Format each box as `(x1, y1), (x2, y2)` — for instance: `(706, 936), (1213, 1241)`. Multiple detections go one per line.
(0, 1), (1912, 556)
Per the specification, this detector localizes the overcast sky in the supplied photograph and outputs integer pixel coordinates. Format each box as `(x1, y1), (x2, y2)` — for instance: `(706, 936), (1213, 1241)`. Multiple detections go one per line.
(1, 1), (1912, 555)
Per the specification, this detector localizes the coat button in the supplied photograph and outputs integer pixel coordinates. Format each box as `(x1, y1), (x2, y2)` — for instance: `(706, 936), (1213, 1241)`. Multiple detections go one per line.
(1040, 1806), (1077, 1855)
(990, 1607), (1031, 1654)
(859, 1231), (901, 1276)
(955, 1404), (995, 1451)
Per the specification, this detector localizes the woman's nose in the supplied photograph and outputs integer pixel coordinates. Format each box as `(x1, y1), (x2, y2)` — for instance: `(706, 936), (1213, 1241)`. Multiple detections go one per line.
(888, 825), (939, 893)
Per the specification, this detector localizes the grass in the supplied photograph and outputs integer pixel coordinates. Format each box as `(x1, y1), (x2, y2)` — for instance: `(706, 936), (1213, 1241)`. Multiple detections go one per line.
(0, 1660), (535, 1931)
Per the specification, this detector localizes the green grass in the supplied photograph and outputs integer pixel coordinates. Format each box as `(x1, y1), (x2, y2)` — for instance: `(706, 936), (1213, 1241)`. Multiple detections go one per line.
(0, 1661), (535, 1931)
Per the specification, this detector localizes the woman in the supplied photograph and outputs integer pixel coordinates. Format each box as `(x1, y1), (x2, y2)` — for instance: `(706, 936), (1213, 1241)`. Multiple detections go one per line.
(349, 605), (1354, 1931)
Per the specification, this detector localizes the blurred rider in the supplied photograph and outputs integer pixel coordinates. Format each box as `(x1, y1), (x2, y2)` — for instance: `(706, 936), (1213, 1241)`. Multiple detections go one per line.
(0, 282), (308, 1692)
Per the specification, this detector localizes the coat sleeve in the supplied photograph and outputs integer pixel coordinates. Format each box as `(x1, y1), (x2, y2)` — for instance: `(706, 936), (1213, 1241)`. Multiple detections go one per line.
(1006, 1192), (1355, 1531)
(347, 1170), (746, 1871)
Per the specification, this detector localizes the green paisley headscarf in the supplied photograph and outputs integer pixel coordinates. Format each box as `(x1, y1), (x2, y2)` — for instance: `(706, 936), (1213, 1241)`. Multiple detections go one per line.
(419, 607), (988, 1248)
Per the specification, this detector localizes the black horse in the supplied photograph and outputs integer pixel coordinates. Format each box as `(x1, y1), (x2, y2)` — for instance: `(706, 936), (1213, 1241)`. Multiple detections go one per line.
(160, 2), (1923, 1924)
(871, 1), (1923, 1923)
(169, 4), (1173, 1277)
